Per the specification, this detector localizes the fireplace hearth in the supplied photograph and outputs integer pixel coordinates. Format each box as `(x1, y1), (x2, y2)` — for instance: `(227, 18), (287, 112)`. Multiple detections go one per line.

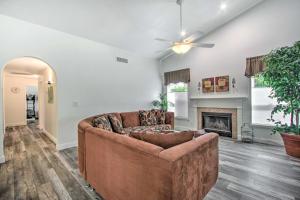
(202, 112), (232, 137)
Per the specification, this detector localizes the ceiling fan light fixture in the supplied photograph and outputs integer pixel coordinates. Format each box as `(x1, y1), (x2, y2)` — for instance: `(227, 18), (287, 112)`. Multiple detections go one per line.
(220, 2), (227, 10)
(180, 30), (186, 36)
(172, 43), (192, 54)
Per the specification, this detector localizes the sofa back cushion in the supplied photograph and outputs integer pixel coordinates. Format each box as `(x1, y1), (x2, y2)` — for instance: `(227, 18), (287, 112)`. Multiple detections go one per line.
(120, 112), (140, 128)
(151, 109), (166, 124)
(92, 115), (113, 132)
(108, 114), (125, 134)
(139, 110), (157, 126)
(130, 131), (195, 149)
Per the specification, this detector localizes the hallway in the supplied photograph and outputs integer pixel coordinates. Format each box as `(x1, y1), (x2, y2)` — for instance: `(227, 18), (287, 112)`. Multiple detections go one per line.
(0, 124), (99, 200)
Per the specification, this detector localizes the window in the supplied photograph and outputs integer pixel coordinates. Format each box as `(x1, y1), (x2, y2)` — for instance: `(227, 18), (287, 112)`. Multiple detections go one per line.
(251, 75), (290, 126)
(167, 82), (188, 119)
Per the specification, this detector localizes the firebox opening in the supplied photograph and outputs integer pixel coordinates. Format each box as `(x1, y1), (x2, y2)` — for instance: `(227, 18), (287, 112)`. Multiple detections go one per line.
(202, 112), (232, 137)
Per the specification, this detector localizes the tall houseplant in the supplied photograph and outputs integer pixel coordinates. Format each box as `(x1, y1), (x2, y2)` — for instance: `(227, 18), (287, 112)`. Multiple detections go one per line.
(263, 41), (300, 157)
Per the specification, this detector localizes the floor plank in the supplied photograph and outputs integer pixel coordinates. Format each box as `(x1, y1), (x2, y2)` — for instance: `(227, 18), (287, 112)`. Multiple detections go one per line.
(0, 124), (92, 200)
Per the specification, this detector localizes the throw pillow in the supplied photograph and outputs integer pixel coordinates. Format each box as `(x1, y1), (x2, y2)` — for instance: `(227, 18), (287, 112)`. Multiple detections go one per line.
(139, 110), (157, 126)
(108, 114), (125, 134)
(129, 131), (194, 149)
(92, 115), (113, 132)
(151, 109), (166, 124)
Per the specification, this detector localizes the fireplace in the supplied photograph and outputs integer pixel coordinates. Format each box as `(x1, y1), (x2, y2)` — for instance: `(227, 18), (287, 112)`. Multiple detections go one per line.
(202, 112), (232, 137)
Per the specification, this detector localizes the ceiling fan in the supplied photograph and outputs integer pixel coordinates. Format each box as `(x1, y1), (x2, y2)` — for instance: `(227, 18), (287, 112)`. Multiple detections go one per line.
(155, 0), (215, 55)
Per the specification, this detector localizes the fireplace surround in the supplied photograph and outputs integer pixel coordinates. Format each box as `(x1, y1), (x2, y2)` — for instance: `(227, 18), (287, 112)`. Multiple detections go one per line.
(198, 107), (238, 139)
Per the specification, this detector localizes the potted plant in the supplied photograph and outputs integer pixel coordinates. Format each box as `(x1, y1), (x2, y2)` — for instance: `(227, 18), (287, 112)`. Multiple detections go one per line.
(152, 93), (168, 111)
(263, 41), (300, 158)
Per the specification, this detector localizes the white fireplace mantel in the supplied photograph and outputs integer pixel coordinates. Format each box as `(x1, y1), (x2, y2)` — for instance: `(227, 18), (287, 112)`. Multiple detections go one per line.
(189, 94), (249, 141)
(190, 94), (248, 100)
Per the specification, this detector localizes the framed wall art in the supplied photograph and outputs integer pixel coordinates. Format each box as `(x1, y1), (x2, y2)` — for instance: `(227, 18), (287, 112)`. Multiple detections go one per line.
(48, 85), (54, 104)
(215, 75), (229, 92)
(202, 77), (214, 93)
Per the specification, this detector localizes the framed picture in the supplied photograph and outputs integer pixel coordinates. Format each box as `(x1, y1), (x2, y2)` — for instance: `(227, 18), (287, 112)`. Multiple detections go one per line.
(48, 85), (54, 104)
(202, 77), (214, 93)
(215, 75), (229, 92)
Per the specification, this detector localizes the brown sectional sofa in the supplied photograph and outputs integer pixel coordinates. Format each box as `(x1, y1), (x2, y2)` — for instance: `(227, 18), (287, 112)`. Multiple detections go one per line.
(78, 111), (219, 200)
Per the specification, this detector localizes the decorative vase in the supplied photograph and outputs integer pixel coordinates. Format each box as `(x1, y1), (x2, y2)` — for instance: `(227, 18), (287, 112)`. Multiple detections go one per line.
(281, 133), (300, 158)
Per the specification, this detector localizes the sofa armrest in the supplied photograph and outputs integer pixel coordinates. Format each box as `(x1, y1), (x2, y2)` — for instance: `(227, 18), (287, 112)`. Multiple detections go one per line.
(159, 133), (219, 200)
(78, 119), (94, 179)
(165, 112), (174, 129)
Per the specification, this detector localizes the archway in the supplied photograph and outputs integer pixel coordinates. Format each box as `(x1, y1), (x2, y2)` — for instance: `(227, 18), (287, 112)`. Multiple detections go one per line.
(1, 57), (58, 159)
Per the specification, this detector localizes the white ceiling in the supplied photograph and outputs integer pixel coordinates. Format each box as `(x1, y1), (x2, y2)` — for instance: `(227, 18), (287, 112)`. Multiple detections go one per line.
(0, 0), (263, 58)
(4, 57), (49, 75)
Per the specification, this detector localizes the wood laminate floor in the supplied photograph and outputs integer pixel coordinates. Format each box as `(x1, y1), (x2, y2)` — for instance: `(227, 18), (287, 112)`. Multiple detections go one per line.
(1, 124), (300, 200)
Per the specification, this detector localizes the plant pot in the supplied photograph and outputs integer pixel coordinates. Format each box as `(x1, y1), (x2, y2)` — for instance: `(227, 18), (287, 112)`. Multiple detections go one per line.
(281, 133), (300, 158)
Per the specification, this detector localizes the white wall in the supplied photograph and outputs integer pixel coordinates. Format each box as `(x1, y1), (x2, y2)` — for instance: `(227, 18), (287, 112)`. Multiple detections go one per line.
(3, 73), (38, 127)
(0, 14), (161, 161)
(160, 0), (300, 144)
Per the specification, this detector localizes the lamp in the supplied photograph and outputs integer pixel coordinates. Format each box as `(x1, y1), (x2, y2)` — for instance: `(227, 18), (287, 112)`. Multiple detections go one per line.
(172, 43), (192, 54)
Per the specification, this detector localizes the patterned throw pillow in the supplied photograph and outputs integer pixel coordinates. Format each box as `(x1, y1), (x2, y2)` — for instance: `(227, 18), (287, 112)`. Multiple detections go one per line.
(139, 110), (157, 126)
(151, 109), (166, 124)
(92, 115), (113, 132)
(108, 114), (125, 134)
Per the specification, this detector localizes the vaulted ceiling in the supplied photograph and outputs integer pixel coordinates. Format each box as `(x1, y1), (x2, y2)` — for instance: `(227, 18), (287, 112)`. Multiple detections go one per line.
(0, 0), (263, 58)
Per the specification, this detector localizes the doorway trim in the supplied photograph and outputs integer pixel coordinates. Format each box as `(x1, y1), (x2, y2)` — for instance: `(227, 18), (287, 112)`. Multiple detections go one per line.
(1, 56), (58, 163)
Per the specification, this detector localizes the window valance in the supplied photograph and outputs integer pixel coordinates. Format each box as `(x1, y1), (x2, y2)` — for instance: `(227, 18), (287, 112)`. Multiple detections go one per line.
(164, 68), (190, 85)
(245, 55), (266, 77)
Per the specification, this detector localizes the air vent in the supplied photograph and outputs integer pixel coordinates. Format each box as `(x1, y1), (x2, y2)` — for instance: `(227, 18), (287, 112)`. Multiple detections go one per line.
(116, 57), (128, 63)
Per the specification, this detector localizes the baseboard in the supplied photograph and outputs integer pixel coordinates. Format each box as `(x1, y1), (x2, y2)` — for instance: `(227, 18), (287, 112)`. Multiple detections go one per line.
(42, 129), (57, 144)
(56, 141), (77, 151)
(254, 137), (283, 146)
(6, 122), (27, 127)
(175, 126), (195, 131)
(175, 126), (283, 146)
(0, 154), (5, 164)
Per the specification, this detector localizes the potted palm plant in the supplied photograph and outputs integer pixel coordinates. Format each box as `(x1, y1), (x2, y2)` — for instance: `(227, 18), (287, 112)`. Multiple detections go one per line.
(263, 41), (300, 158)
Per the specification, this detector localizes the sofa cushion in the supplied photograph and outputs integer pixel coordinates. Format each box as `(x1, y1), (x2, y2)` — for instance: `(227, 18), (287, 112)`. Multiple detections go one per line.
(120, 112), (140, 128)
(139, 110), (157, 126)
(107, 112), (122, 122)
(123, 124), (171, 134)
(130, 131), (195, 149)
(92, 115), (113, 132)
(108, 114), (125, 134)
(152, 109), (166, 124)
(150, 124), (171, 132)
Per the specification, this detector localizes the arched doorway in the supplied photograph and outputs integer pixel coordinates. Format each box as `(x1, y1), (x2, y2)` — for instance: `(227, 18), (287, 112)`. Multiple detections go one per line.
(1, 57), (58, 153)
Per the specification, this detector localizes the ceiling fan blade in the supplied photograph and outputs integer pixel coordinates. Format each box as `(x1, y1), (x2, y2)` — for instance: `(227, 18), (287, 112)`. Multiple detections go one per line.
(155, 38), (174, 44)
(192, 43), (215, 48)
(183, 31), (204, 43)
(160, 51), (175, 61)
(155, 46), (173, 53)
